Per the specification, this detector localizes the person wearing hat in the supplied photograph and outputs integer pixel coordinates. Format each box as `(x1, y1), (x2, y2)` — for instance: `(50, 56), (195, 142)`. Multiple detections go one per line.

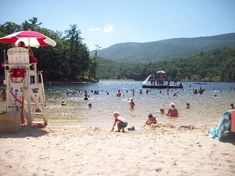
(167, 103), (178, 117)
(145, 113), (157, 125)
(111, 112), (128, 132)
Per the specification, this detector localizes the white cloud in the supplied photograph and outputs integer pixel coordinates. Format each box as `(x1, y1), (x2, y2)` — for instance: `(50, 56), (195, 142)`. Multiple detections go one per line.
(89, 27), (101, 32)
(103, 24), (114, 33)
(89, 24), (114, 33)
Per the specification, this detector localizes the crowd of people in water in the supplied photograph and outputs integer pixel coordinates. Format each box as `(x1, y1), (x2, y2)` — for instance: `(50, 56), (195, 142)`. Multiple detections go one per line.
(1, 84), (234, 133)
(63, 86), (234, 133)
(58, 86), (229, 133)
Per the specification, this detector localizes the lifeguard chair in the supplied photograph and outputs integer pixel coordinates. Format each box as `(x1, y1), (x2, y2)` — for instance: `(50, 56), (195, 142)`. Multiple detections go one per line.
(1, 46), (47, 130)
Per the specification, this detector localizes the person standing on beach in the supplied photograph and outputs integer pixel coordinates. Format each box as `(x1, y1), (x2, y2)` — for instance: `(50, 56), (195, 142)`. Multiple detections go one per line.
(111, 112), (128, 132)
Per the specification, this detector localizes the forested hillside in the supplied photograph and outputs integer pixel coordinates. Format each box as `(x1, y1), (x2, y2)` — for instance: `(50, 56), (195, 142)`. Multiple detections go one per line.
(92, 33), (235, 63)
(97, 48), (235, 82)
(0, 18), (234, 83)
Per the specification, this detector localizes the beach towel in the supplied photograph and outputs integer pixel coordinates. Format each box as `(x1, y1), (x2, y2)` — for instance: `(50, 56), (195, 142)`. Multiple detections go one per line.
(208, 111), (231, 140)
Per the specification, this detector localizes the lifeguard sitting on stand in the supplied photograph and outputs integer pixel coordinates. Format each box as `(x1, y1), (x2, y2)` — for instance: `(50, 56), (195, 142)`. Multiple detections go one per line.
(18, 41), (38, 64)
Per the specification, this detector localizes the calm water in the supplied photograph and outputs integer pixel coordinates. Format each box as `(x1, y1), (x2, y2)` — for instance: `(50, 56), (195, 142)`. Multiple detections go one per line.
(43, 80), (235, 129)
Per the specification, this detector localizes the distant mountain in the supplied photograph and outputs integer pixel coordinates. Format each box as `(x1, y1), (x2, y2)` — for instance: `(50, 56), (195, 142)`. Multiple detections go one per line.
(91, 33), (235, 63)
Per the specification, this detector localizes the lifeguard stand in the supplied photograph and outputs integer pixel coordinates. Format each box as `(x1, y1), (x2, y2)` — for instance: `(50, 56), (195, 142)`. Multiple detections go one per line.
(2, 47), (47, 128)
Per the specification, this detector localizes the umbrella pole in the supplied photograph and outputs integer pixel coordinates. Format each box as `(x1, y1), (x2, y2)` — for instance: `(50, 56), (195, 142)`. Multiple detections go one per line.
(3, 49), (6, 63)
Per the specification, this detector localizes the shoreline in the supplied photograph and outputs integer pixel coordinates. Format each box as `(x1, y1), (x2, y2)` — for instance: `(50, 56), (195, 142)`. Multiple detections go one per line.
(1, 80), (235, 87)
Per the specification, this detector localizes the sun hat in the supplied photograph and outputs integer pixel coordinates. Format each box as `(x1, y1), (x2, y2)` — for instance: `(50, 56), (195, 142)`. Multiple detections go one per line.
(170, 103), (175, 107)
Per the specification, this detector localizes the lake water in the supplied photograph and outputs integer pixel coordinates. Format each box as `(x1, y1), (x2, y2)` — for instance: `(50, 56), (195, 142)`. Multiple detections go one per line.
(42, 80), (235, 129)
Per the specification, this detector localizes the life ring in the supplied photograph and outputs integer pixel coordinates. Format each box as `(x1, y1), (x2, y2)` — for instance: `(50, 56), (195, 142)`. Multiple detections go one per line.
(10, 68), (25, 83)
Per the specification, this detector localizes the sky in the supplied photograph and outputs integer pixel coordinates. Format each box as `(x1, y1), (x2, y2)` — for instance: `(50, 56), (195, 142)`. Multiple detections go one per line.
(0, 0), (235, 50)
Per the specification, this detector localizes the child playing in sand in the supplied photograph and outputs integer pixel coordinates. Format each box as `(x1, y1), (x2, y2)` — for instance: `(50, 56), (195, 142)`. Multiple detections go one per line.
(111, 112), (128, 132)
(145, 113), (157, 125)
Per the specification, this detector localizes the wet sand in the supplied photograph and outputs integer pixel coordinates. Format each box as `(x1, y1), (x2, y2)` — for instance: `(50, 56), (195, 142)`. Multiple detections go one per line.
(0, 122), (235, 176)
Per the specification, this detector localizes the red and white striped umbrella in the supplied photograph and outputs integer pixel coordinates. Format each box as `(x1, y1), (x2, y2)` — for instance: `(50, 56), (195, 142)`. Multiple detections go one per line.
(0, 30), (56, 48)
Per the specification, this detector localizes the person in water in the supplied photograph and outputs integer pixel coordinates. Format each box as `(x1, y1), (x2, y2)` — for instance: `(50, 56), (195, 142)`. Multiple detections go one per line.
(145, 113), (157, 125)
(84, 90), (88, 100)
(116, 90), (121, 97)
(129, 98), (135, 109)
(160, 107), (165, 114)
(186, 102), (190, 109)
(88, 103), (92, 108)
(111, 112), (128, 132)
(167, 103), (178, 117)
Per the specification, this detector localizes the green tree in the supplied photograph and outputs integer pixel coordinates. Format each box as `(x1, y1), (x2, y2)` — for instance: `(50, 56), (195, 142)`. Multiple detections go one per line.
(0, 18), (97, 82)
(22, 17), (42, 30)
(64, 24), (90, 81)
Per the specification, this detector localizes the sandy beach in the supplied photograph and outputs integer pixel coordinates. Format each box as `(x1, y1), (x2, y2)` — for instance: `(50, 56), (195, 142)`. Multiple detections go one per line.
(1, 81), (235, 175)
(0, 121), (234, 176)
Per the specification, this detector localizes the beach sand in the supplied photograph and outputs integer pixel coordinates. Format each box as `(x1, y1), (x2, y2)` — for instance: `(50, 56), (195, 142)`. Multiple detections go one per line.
(0, 122), (235, 176)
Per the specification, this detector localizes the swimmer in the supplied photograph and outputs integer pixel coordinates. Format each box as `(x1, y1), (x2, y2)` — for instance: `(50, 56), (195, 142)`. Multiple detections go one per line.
(186, 102), (190, 109)
(116, 90), (121, 97)
(84, 90), (88, 100)
(146, 89), (149, 94)
(88, 103), (92, 108)
(129, 98), (135, 109)
(160, 107), (165, 114)
(167, 103), (178, 117)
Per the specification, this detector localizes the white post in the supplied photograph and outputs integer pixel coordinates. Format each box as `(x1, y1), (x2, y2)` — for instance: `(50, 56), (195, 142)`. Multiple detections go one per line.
(24, 70), (32, 126)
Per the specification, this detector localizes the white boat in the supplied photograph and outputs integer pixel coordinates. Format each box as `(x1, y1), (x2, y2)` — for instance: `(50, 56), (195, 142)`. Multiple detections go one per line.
(142, 73), (183, 89)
